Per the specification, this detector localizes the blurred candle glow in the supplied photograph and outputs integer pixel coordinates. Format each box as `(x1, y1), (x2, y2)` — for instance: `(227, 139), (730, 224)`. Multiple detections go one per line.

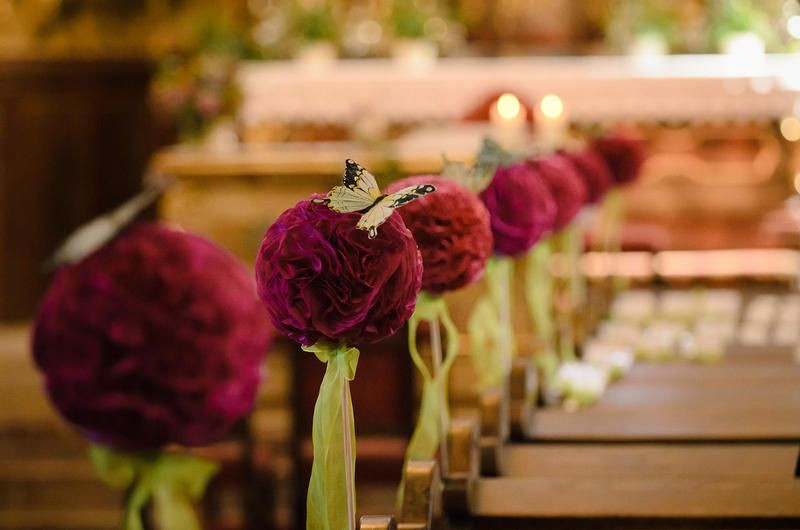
(535, 93), (569, 152)
(497, 93), (521, 120)
(489, 92), (527, 151)
(540, 93), (564, 119)
(780, 116), (800, 141)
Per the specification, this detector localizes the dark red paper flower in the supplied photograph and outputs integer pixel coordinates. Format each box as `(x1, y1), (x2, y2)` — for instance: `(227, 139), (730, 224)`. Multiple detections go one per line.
(564, 148), (613, 204)
(255, 196), (422, 346)
(32, 223), (272, 451)
(479, 162), (557, 256)
(591, 135), (646, 185)
(527, 153), (588, 231)
(387, 176), (493, 295)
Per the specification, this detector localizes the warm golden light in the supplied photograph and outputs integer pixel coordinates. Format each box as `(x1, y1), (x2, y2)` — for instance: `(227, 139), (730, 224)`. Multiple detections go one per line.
(496, 93), (521, 120)
(540, 93), (564, 119)
(780, 116), (800, 142)
(794, 173), (800, 194)
(788, 15), (800, 39)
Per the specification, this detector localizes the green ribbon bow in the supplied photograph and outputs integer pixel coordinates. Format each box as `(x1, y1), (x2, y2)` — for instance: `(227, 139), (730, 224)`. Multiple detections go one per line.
(397, 293), (460, 506)
(89, 445), (219, 530)
(524, 238), (560, 383)
(467, 255), (515, 390)
(302, 340), (360, 530)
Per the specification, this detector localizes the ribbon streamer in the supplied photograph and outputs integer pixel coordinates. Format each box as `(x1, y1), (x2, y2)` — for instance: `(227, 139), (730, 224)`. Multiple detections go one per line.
(402, 293), (460, 473)
(524, 239), (559, 383)
(467, 256), (515, 390)
(598, 189), (627, 291)
(89, 445), (219, 530)
(302, 340), (360, 530)
(552, 226), (582, 362)
(599, 189), (623, 254)
(525, 239), (554, 343)
(563, 222), (586, 309)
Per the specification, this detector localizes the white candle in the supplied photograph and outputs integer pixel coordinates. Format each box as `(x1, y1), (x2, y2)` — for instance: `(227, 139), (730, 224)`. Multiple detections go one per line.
(534, 93), (568, 152)
(489, 93), (527, 152)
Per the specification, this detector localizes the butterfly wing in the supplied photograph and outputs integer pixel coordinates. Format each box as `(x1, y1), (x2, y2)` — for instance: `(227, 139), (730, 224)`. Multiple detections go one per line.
(355, 183), (436, 238)
(356, 199), (395, 239)
(343, 159), (380, 197)
(320, 159), (382, 213)
(384, 184), (436, 208)
(324, 184), (376, 213)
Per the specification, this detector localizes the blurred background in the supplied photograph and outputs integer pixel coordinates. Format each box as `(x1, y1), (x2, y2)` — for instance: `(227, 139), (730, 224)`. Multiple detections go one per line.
(1, 1), (800, 529)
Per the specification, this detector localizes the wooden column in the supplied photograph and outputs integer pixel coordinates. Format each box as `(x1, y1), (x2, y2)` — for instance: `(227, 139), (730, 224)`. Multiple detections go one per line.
(0, 57), (154, 320)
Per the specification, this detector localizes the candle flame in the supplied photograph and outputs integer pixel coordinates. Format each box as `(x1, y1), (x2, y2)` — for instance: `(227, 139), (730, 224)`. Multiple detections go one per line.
(496, 93), (521, 120)
(540, 93), (564, 119)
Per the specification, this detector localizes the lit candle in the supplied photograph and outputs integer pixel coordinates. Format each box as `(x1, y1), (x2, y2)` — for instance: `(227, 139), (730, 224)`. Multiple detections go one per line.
(489, 93), (528, 151)
(535, 93), (569, 152)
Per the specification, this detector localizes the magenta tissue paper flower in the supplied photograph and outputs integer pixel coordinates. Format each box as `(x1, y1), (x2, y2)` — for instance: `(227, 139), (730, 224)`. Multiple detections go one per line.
(591, 135), (646, 186)
(527, 153), (588, 231)
(564, 148), (613, 204)
(255, 196), (423, 346)
(479, 162), (557, 256)
(387, 176), (493, 295)
(32, 223), (272, 451)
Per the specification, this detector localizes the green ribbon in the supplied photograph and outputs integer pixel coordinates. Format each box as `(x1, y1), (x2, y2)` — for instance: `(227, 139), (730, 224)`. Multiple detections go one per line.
(89, 445), (219, 530)
(562, 222), (586, 308)
(397, 293), (459, 507)
(599, 189), (627, 291)
(404, 294), (460, 461)
(553, 226), (584, 362)
(524, 238), (560, 383)
(467, 255), (515, 391)
(525, 239), (554, 343)
(302, 340), (360, 530)
(597, 189), (619, 253)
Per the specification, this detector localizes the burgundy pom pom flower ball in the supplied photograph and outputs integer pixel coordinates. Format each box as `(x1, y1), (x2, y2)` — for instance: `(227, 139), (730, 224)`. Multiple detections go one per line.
(479, 162), (557, 257)
(564, 148), (613, 204)
(591, 135), (646, 186)
(255, 196), (423, 347)
(32, 223), (272, 451)
(528, 153), (588, 231)
(387, 176), (493, 295)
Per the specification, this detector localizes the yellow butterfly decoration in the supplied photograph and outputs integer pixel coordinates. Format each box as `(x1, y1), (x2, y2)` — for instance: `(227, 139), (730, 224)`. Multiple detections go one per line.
(314, 159), (436, 239)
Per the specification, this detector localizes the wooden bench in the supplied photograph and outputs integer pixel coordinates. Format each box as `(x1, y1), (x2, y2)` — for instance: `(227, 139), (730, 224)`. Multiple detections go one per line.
(471, 475), (800, 529)
(504, 443), (800, 479)
(530, 354), (800, 442)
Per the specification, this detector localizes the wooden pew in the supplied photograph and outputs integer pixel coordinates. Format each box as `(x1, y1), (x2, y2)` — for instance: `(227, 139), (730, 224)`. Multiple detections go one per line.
(470, 475), (800, 529)
(437, 432), (800, 528)
(504, 443), (800, 479)
(415, 346), (800, 528)
(530, 354), (800, 443)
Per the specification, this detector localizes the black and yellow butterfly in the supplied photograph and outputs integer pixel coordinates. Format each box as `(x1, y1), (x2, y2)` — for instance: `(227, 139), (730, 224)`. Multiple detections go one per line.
(314, 159), (436, 238)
